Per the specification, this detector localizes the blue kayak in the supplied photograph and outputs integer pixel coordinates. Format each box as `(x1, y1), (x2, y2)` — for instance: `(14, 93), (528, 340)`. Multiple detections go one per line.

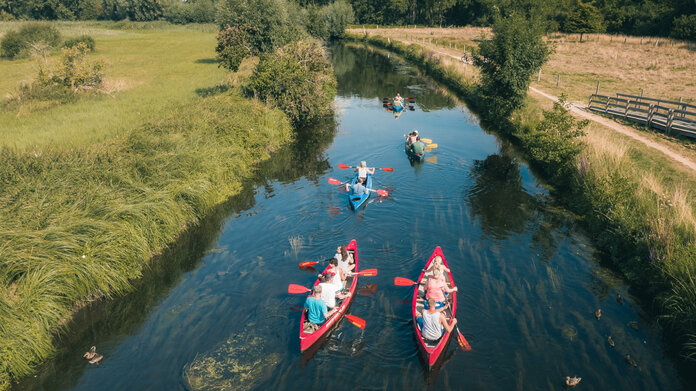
(348, 173), (372, 210)
(392, 101), (405, 113)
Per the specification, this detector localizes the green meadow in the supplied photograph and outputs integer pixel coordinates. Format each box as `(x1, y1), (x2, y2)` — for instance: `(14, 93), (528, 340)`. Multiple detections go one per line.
(0, 21), (225, 149)
(0, 22), (293, 388)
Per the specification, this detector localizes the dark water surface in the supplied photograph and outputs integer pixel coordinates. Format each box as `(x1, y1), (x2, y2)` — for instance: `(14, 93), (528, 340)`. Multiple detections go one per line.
(19, 43), (689, 390)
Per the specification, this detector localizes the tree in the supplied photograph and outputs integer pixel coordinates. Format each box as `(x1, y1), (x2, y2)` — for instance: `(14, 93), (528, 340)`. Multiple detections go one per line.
(474, 14), (550, 120)
(564, 0), (605, 41)
(248, 40), (337, 127)
(215, 24), (253, 71)
(671, 14), (696, 41)
(322, 0), (354, 39)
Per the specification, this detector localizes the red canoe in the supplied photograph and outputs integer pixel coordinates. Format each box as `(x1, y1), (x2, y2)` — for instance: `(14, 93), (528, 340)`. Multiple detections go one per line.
(411, 246), (457, 369)
(299, 239), (359, 352)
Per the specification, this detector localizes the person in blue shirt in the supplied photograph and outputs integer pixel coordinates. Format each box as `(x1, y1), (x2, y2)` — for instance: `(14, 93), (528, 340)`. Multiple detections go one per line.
(344, 177), (369, 195)
(304, 285), (338, 326)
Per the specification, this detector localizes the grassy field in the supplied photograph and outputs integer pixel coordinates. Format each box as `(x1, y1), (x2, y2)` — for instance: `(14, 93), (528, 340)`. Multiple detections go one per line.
(0, 21), (226, 149)
(0, 22), (294, 388)
(348, 27), (696, 104)
(348, 31), (696, 358)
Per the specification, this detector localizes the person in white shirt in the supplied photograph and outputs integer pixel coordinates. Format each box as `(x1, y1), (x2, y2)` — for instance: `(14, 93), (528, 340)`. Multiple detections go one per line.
(335, 244), (355, 275)
(353, 161), (375, 182)
(318, 272), (350, 309)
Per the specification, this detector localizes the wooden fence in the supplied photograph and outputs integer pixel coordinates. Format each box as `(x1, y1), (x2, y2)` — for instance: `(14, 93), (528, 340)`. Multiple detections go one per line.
(588, 93), (696, 138)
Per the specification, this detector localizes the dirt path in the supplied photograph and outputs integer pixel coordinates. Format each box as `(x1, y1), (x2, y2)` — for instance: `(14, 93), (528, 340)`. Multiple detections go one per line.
(417, 44), (696, 173)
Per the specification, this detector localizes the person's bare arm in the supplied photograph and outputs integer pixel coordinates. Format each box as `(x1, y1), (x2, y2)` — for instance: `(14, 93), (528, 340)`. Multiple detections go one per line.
(441, 313), (457, 333)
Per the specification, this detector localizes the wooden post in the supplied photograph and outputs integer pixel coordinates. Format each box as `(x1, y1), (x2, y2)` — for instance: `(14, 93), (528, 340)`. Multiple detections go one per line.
(640, 37), (643, 45)
(556, 74), (560, 88)
(538, 69), (541, 81)
(624, 37), (627, 44)
(655, 40), (659, 47)
(596, 80), (600, 94)
(641, 88), (644, 97)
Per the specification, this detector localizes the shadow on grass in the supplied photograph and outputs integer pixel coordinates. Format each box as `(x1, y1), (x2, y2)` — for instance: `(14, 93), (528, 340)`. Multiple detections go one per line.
(195, 58), (218, 64)
(195, 85), (230, 97)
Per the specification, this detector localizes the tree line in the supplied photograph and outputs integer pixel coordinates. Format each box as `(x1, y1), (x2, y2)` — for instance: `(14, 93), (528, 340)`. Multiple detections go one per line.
(1, 0), (694, 40)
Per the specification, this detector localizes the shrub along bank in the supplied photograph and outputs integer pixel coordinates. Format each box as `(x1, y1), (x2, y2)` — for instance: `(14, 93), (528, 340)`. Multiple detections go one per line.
(346, 31), (696, 358)
(0, 91), (292, 388)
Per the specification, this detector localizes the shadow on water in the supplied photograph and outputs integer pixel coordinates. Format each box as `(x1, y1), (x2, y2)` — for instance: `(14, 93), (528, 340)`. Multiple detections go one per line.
(13, 119), (338, 391)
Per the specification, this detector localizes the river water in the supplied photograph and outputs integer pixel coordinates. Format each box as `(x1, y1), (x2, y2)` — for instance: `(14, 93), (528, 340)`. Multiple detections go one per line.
(17, 43), (691, 390)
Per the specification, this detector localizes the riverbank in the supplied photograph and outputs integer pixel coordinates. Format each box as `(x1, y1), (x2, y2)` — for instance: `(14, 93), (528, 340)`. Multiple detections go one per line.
(345, 32), (696, 359)
(0, 23), (294, 388)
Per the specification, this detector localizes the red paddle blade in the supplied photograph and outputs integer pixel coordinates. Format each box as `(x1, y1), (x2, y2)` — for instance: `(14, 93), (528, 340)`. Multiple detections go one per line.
(345, 314), (366, 329)
(288, 284), (311, 294)
(338, 164), (351, 169)
(457, 330), (472, 351)
(394, 277), (417, 286)
(356, 268), (378, 276)
(328, 178), (342, 185)
(299, 261), (318, 268)
(381, 167), (394, 172)
(386, 103), (392, 106)
(376, 190), (389, 197)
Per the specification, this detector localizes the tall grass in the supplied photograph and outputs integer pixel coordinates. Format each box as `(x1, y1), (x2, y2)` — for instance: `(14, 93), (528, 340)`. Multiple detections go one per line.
(0, 90), (292, 386)
(351, 32), (696, 358)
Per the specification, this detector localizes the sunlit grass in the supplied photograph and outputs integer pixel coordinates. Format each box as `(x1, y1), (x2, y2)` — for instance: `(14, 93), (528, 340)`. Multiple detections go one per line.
(0, 21), (225, 150)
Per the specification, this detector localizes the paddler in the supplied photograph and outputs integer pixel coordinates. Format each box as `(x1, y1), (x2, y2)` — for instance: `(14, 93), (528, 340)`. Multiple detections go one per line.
(409, 136), (426, 157)
(406, 130), (419, 146)
(416, 298), (457, 343)
(304, 285), (338, 331)
(424, 269), (457, 309)
(318, 272), (351, 309)
(353, 161), (375, 181)
(335, 245), (355, 274)
(394, 93), (404, 106)
(345, 176), (369, 195)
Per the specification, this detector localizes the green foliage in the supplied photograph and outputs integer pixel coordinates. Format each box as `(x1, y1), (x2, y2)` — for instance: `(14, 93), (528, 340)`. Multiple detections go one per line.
(671, 14), (696, 41)
(0, 23), (62, 59)
(474, 14), (550, 120)
(127, 0), (163, 21)
(322, 0), (354, 39)
(0, 91), (292, 386)
(215, 24), (252, 71)
(248, 40), (337, 127)
(162, 0), (216, 24)
(63, 35), (96, 51)
(563, 0), (605, 40)
(37, 43), (104, 91)
(306, 4), (329, 39)
(216, 0), (304, 55)
(518, 95), (588, 182)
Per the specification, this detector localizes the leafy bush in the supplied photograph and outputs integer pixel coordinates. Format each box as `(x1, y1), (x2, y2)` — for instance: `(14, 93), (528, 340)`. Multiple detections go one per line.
(671, 14), (696, 41)
(248, 40), (337, 128)
(128, 0), (164, 21)
(322, 0), (354, 39)
(216, 0), (304, 54)
(0, 23), (62, 59)
(63, 35), (96, 51)
(37, 43), (104, 91)
(563, 0), (605, 41)
(518, 95), (588, 183)
(305, 4), (329, 39)
(215, 25), (253, 71)
(162, 0), (216, 24)
(474, 14), (550, 120)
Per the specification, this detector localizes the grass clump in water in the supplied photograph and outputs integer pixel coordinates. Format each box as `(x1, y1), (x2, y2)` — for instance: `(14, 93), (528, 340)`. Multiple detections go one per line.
(0, 90), (292, 387)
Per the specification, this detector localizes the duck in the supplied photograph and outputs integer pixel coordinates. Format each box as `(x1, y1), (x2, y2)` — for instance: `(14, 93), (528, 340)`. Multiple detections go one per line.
(565, 376), (581, 387)
(629, 321), (639, 330)
(607, 336), (615, 347)
(83, 346), (103, 364)
(594, 308), (602, 320)
(616, 293), (624, 304)
(625, 354), (638, 367)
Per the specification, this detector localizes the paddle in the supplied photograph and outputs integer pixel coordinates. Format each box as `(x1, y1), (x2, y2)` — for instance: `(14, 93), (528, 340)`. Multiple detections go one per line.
(288, 284), (312, 294)
(327, 178), (389, 197)
(420, 138), (432, 144)
(425, 156), (437, 164)
(454, 324), (472, 351)
(343, 313), (366, 329)
(298, 259), (329, 268)
(424, 143), (438, 149)
(338, 164), (394, 172)
(394, 276), (418, 286)
(352, 268), (378, 277)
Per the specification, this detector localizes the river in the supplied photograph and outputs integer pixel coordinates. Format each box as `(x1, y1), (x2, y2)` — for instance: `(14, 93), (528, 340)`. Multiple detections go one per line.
(17, 43), (691, 391)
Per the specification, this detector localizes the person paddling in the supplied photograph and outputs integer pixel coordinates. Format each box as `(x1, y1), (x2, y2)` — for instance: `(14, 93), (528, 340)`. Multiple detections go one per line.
(410, 136), (426, 157)
(416, 298), (457, 343)
(406, 130), (419, 147)
(335, 245), (355, 274)
(304, 285), (338, 332)
(345, 176), (369, 195)
(354, 161), (375, 181)
(395, 93), (404, 106)
(425, 269), (457, 309)
(318, 272), (351, 309)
